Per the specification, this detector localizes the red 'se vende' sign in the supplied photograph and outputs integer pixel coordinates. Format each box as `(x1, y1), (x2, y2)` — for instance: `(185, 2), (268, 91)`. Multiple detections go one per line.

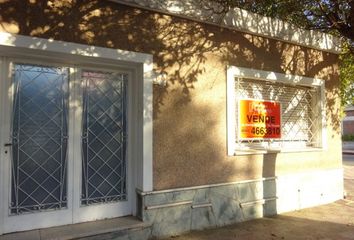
(239, 99), (281, 139)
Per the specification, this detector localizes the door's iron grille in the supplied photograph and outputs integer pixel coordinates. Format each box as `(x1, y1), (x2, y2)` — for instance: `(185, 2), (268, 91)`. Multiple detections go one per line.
(10, 64), (69, 215)
(235, 78), (322, 149)
(81, 70), (127, 206)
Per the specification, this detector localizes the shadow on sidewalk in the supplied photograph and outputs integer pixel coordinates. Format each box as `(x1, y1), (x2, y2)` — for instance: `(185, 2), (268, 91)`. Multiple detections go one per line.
(163, 202), (354, 240)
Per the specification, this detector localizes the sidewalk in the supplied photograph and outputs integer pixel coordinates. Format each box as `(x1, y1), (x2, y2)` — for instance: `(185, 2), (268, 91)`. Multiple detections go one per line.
(157, 201), (354, 240)
(156, 154), (354, 240)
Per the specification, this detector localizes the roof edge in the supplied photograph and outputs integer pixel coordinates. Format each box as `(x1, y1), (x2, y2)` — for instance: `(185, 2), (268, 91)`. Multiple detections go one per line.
(109, 0), (341, 54)
(345, 105), (354, 111)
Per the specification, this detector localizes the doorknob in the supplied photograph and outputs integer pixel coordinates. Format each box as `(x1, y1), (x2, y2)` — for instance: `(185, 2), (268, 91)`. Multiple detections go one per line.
(4, 143), (12, 154)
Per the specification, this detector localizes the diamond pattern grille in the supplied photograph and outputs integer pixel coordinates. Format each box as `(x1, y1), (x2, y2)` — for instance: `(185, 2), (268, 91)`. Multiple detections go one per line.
(81, 70), (127, 205)
(235, 78), (322, 148)
(11, 64), (68, 215)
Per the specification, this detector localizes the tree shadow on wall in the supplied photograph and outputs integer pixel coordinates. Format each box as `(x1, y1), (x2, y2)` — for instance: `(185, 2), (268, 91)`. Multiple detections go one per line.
(0, 0), (341, 130)
(0, 0), (342, 190)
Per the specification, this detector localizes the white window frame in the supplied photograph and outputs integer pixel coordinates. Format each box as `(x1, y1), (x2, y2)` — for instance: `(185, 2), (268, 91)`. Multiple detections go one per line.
(0, 32), (153, 234)
(227, 66), (327, 156)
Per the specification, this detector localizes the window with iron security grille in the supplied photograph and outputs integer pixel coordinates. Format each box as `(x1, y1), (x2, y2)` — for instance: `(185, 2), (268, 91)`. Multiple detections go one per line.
(235, 78), (322, 150)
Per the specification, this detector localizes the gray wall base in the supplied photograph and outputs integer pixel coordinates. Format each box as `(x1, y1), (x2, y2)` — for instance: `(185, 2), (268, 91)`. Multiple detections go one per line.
(137, 168), (343, 238)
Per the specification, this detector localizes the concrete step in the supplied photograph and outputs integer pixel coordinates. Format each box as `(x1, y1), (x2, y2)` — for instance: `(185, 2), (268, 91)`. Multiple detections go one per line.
(0, 216), (152, 240)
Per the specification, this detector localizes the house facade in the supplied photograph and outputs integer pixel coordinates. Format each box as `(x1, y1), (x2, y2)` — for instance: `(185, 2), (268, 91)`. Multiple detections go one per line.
(0, 0), (343, 238)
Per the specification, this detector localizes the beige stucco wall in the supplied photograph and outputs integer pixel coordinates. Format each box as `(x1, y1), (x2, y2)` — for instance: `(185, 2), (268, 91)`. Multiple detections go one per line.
(0, 0), (341, 190)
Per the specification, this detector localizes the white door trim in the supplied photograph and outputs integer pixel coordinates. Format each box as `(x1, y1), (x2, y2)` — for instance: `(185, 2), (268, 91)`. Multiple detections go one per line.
(0, 32), (154, 235)
(0, 31), (153, 190)
(0, 56), (5, 235)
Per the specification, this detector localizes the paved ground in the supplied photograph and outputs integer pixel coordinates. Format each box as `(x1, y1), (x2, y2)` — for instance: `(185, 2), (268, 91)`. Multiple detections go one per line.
(158, 153), (354, 240)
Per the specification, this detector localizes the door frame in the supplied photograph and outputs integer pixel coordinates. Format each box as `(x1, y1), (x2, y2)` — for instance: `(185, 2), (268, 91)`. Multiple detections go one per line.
(0, 32), (153, 235)
(1, 58), (136, 233)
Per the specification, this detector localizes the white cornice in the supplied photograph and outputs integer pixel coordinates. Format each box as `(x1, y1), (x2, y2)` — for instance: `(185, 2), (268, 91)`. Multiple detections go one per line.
(109, 0), (341, 54)
(0, 31), (152, 64)
(345, 105), (354, 111)
(343, 116), (354, 121)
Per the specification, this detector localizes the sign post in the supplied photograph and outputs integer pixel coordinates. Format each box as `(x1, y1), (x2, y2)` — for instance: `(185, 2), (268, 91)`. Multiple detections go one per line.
(238, 99), (281, 139)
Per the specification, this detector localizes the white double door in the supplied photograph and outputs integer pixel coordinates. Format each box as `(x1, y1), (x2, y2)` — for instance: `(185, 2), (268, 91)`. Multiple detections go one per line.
(0, 61), (132, 234)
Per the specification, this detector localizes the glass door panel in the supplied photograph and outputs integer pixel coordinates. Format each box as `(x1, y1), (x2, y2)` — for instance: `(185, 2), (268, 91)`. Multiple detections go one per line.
(10, 64), (69, 214)
(81, 70), (127, 206)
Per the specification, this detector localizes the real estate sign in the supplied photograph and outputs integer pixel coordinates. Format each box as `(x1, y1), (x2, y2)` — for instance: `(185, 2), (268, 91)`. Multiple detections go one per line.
(238, 99), (281, 139)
